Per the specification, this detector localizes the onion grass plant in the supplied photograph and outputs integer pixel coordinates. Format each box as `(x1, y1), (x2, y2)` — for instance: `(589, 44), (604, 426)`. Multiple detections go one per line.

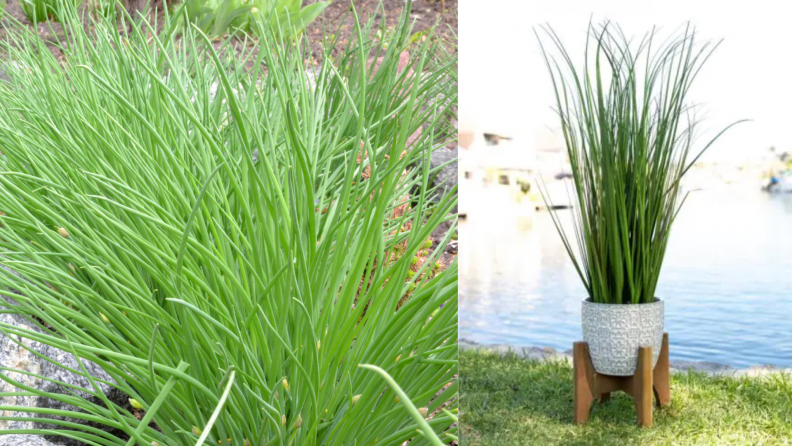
(184, 0), (329, 39)
(0, 1), (458, 445)
(19, 0), (83, 22)
(535, 22), (743, 305)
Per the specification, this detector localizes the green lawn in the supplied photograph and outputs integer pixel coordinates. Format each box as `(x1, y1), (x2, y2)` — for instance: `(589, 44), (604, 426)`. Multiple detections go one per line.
(460, 350), (792, 446)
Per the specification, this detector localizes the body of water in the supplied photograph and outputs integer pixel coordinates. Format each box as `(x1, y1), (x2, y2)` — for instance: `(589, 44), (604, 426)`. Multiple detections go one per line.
(460, 184), (792, 368)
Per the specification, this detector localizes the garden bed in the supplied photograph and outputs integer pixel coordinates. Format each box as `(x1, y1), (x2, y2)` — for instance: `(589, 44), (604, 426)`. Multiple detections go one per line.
(460, 350), (792, 446)
(0, 0), (457, 64)
(0, 1), (459, 444)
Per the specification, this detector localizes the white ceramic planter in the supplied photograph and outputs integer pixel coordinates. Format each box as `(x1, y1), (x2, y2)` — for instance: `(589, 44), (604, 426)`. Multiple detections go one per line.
(581, 298), (664, 376)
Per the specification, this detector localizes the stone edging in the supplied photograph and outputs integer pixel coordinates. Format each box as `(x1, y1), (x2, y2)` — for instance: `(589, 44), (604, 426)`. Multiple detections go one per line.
(459, 339), (792, 378)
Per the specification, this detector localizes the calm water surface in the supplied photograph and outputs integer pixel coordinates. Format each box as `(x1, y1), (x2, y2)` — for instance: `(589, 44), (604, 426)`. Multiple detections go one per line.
(460, 186), (792, 368)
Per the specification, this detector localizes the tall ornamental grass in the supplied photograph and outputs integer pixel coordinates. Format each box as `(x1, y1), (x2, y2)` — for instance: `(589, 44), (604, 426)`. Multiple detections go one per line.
(0, 1), (458, 445)
(536, 23), (743, 305)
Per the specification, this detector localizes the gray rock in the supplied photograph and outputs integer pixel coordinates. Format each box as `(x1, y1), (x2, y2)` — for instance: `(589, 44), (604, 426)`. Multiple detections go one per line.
(1, 259), (33, 295)
(520, 346), (562, 361)
(429, 217), (458, 254)
(670, 360), (735, 375)
(0, 309), (48, 433)
(0, 434), (59, 446)
(429, 146), (458, 205)
(458, 339), (480, 351)
(459, 341), (574, 365)
(1, 292), (123, 445)
(424, 146), (459, 254)
(425, 86), (455, 123)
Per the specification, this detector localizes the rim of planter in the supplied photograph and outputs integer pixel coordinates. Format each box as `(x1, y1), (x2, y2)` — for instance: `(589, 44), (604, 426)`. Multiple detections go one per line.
(582, 297), (663, 305)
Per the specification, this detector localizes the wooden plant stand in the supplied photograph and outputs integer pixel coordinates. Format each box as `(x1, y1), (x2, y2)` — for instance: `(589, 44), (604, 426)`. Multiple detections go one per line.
(573, 333), (670, 428)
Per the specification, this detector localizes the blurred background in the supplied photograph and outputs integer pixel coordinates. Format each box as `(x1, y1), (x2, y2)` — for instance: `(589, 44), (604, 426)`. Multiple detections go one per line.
(459, 0), (792, 368)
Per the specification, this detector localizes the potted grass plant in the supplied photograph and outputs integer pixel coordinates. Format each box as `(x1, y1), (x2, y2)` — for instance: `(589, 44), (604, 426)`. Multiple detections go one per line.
(535, 23), (743, 376)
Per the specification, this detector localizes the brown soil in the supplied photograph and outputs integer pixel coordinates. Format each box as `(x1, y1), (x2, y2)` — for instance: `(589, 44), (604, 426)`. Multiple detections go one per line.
(0, 0), (457, 64)
(304, 0), (457, 61)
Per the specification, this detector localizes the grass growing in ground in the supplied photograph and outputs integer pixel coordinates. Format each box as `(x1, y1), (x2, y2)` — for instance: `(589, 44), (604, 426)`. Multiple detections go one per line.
(0, 0), (458, 444)
(460, 350), (792, 446)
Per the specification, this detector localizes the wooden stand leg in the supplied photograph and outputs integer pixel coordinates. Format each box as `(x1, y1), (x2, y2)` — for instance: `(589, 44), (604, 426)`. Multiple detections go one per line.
(573, 342), (594, 424)
(635, 346), (653, 428)
(653, 333), (671, 407)
(572, 333), (670, 428)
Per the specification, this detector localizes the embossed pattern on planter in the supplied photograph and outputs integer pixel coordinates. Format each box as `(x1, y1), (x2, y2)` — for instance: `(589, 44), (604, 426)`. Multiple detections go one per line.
(582, 298), (664, 376)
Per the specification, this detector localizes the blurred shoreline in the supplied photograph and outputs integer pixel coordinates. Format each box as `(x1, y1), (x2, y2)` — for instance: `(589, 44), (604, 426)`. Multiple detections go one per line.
(459, 339), (790, 374)
(459, 125), (791, 219)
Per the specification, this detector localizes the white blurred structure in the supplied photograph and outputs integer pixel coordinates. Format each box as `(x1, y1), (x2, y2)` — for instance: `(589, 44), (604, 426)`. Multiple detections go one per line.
(458, 121), (576, 218)
(459, 127), (534, 217)
(459, 120), (581, 218)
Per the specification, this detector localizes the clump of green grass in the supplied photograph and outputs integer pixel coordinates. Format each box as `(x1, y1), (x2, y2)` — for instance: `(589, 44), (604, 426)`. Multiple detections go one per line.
(535, 22), (745, 304)
(19, 0), (83, 22)
(184, 0), (329, 39)
(460, 350), (792, 446)
(0, 1), (458, 445)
